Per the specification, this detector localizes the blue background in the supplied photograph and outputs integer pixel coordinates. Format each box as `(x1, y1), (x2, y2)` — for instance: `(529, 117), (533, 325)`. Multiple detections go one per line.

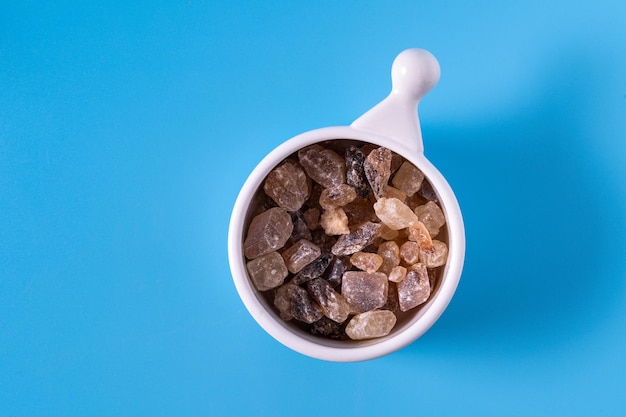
(2, 1), (625, 416)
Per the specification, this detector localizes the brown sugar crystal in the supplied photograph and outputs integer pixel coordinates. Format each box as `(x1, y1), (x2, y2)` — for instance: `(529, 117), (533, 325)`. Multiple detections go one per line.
(319, 184), (357, 210)
(263, 159), (309, 211)
(325, 255), (349, 288)
(349, 252), (383, 274)
(407, 221), (434, 252)
(345, 145), (369, 198)
(373, 197), (419, 230)
(298, 145), (346, 188)
(388, 265), (407, 283)
(377, 241), (400, 275)
(281, 239), (322, 274)
(246, 251), (289, 291)
(290, 210), (312, 242)
(320, 207), (350, 236)
(391, 161), (425, 197)
(420, 240), (448, 268)
(244, 207), (293, 260)
(331, 221), (382, 256)
(306, 278), (350, 323)
(397, 263), (430, 312)
(345, 310), (397, 340)
(399, 241), (420, 265)
(414, 201), (446, 237)
(364, 147), (392, 199)
(341, 271), (388, 314)
(274, 283), (323, 323)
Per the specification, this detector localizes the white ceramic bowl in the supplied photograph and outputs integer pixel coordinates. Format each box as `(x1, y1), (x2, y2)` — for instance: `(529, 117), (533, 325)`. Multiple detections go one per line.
(228, 49), (465, 362)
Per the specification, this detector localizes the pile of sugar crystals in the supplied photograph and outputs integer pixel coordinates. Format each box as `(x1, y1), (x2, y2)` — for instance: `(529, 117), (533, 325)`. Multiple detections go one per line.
(243, 140), (449, 341)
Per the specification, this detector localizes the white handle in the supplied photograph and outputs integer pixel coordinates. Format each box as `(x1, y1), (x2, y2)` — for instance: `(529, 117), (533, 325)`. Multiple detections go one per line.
(351, 48), (440, 154)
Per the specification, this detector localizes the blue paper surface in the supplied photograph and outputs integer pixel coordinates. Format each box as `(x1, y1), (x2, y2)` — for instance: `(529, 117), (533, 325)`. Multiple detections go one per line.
(2, 1), (626, 416)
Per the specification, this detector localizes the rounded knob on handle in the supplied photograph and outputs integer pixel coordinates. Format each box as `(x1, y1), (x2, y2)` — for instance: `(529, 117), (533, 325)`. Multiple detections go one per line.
(352, 48), (440, 154)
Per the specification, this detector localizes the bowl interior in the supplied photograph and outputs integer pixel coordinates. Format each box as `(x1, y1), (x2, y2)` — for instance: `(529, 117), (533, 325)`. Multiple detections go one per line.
(237, 138), (453, 348)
